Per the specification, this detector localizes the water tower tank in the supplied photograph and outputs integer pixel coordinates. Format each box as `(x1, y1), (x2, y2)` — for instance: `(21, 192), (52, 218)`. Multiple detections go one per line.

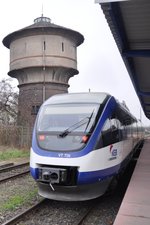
(3, 16), (84, 126)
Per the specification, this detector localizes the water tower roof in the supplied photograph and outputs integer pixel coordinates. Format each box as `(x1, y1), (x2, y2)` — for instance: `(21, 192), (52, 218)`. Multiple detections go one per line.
(3, 16), (84, 48)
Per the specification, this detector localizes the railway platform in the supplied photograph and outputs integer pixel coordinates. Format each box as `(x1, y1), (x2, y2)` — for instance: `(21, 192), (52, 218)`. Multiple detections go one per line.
(113, 139), (150, 225)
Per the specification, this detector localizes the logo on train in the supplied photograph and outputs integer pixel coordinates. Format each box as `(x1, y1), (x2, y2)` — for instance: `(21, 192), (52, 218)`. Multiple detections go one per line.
(109, 144), (117, 160)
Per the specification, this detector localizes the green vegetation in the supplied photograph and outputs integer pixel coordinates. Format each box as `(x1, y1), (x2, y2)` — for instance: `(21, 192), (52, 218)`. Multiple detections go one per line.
(0, 148), (29, 161)
(0, 189), (38, 211)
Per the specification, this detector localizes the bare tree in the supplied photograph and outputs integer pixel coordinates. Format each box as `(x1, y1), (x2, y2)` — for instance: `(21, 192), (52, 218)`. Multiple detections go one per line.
(0, 78), (18, 125)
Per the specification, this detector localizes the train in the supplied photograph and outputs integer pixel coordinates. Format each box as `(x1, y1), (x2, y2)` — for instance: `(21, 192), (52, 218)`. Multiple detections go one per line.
(30, 92), (144, 201)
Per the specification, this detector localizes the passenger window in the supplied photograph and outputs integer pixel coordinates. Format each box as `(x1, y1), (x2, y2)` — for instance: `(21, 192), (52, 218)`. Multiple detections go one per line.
(101, 118), (121, 147)
(110, 119), (119, 143)
(101, 119), (112, 147)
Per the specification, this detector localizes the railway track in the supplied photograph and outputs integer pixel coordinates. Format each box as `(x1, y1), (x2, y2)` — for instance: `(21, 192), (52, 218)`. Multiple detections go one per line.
(0, 163), (14, 169)
(0, 162), (30, 183)
(1, 198), (98, 225)
(1, 158), (136, 225)
(0, 162), (29, 172)
(1, 193), (121, 225)
(2, 199), (46, 225)
(72, 201), (98, 225)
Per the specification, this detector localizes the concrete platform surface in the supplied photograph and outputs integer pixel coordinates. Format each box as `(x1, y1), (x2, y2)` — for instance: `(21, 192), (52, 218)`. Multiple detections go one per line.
(113, 139), (150, 225)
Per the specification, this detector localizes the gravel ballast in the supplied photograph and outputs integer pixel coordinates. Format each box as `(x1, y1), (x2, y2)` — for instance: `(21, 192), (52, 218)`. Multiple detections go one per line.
(0, 174), (43, 224)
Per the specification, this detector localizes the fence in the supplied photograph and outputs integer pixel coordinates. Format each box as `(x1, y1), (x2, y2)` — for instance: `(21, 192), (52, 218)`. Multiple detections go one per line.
(0, 125), (33, 149)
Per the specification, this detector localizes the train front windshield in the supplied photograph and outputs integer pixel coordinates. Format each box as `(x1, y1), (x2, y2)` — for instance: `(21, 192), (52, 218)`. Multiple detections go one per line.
(36, 103), (99, 151)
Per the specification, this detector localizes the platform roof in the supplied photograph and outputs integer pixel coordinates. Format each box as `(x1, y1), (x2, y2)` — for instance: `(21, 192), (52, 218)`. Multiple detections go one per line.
(97, 0), (150, 119)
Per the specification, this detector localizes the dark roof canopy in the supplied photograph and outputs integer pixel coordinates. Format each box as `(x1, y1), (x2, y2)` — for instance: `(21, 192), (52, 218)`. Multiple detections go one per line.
(3, 16), (84, 48)
(99, 0), (150, 119)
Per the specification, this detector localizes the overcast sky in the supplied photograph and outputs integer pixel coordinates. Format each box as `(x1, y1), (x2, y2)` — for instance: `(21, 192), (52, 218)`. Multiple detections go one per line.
(0, 0), (149, 125)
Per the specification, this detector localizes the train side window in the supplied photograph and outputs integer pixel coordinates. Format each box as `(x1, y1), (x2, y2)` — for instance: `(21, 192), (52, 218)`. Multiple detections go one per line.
(101, 119), (112, 147)
(110, 118), (120, 143)
(115, 118), (125, 141)
(126, 124), (132, 138)
(132, 122), (138, 138)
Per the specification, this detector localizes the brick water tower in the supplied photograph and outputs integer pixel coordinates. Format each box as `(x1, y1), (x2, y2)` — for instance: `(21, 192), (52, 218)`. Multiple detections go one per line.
(3, 16), (84, 127)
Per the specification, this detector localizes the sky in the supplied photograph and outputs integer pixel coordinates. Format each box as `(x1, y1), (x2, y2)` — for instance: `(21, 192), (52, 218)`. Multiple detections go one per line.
(0, 0), (149, 125)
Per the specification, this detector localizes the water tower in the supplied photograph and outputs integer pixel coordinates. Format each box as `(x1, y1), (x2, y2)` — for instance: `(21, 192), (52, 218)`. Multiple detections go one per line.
(3, 16), (84, 126)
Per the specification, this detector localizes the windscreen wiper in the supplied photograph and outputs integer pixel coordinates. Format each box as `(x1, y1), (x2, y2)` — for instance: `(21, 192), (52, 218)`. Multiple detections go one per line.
(84, 109), (95, 132)
(59, 117), (89, 138)
(59, 111), (95, 138)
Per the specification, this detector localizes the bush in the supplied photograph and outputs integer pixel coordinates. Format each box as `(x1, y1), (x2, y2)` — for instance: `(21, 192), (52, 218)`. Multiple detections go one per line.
(0, 125), (32, 148)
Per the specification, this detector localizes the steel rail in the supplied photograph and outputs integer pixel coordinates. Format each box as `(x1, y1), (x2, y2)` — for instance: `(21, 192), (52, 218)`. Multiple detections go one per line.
(0, 170), (30, 184)
(73, 206), (94, 225)
(0, 162), (29, 173)
(72, 198), (100, 225)
(0, 163), (14, 169)
(2, 199), (46, 225)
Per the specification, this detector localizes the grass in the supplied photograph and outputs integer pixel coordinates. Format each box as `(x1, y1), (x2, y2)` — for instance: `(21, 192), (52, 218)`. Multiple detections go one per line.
(0, 148), (30, 161)
(0, 189), (38, 211)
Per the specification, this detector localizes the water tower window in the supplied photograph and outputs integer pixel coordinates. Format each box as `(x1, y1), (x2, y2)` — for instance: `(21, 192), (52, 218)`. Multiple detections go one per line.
(62, 42), (64, 52)
(31, 105), (40, 115)
(43, 41), (46, 50)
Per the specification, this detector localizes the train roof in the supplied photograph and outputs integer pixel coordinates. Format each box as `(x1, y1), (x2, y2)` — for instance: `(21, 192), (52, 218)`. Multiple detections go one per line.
(116, 101), (137, 124)
(43, 92), (110, 105)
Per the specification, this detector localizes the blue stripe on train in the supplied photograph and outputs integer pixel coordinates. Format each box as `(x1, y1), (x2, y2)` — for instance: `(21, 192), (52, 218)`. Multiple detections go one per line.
(31, 96), (117, 158)
(77, 164), (120, 184)
(78, 150), (133, 184)
(30, 164), (120, 184)
(30, 167), (39, 179)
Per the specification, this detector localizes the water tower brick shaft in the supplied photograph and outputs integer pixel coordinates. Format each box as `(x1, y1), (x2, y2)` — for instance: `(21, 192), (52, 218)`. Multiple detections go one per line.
(3, 16), (84, 126)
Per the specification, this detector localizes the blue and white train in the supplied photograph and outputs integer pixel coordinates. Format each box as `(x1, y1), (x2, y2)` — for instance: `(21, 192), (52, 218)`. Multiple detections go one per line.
(30, 92), (144, 201)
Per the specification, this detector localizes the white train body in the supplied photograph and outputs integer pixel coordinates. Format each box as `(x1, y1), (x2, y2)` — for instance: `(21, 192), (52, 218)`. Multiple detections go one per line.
(30, 93), (144, 201)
